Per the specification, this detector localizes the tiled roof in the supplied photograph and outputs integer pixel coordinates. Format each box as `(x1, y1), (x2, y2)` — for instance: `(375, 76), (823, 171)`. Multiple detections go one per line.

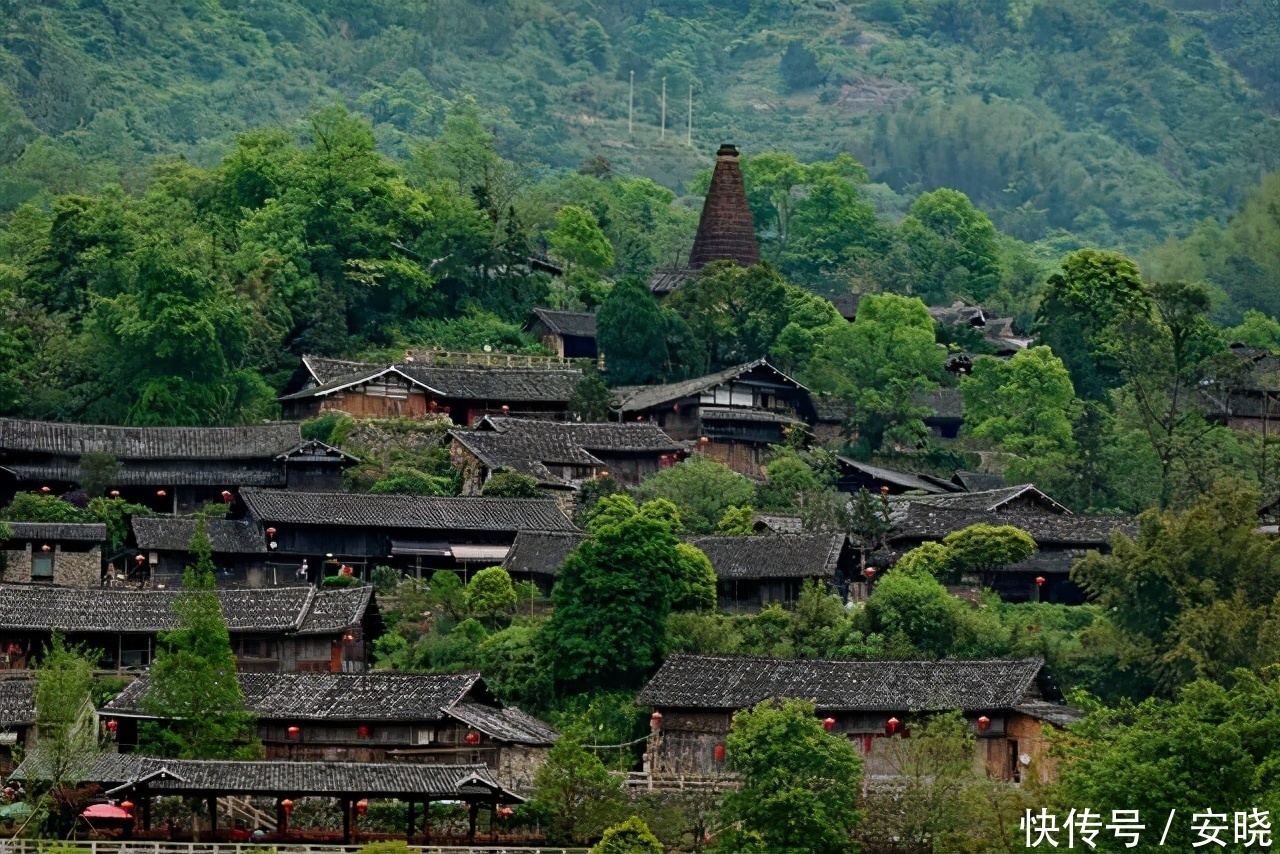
(106, 671), (480, 722)
(296, 586), (374, 635)
(289, 357), (582, 404)
(836, 458), (949, 494)
(688, 534), (845, 580)
(752, 514), (803, 534)
(827, 294), (862, 321)
(275, 440), (359, 464)
(239, 488), (576, 532)
(502, 530), (586, 577)
(2, 522), (107, 543)
(10, 753), (520, 801)
(0, 419), (301, 459)
(888, 484), (1068, 515)
(131, 518), (266, 554)
(890, 504), (1135, 547)
(929, 302), (987, 327)
(303, 356), (383, 385)
(531, 308), (596, 339)
(1, 460), (287, 488)
(613, 360), (807, 413)
(915, 388), (964, 420)
(637, 654), (1045, 712)
(0, 678), (35, 727)
(700, 406), (802, 424)
(446, 701), (559, 745)
(0, 584), (365, 634)
(953, 471), (1007, 492)
(647, 266), (695, 295)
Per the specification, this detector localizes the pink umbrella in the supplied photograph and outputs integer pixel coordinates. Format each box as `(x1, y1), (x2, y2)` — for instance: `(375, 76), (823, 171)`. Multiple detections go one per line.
(82, 804), (131, 820)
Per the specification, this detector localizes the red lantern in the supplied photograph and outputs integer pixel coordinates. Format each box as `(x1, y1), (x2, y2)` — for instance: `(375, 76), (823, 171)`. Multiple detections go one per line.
(714, 743), (726, 762)
(287, 725), (301, 739)
(156, 490), (166, 498)
(120, 800), (134, 815)
(699, 436), (709, 445)
(823, 717), (836, 732)
(885, 717), (900, 736)
(221, 490), (233, 503)
(135, 554), (145, 565)
(977, 715), (991, 732)
(357, 725), (370, 739)
(501, 405), (509, 414)
(1035, 576), (1046, 587)
(40, 544), (50, 553)
(281, 799), (294, 815)
(650, 711), (663, 731)
(465, 730), (482, 745)
(356, 799), (368, 816)
(266, 527), (277, 538)
(880, 485), (890, 494)
(105, 719), (118, 733)
(110, 490), (120, 498)
(40, 486), (50, 494)
(863, 567), (876, 580)
(499, 806), (514, 819)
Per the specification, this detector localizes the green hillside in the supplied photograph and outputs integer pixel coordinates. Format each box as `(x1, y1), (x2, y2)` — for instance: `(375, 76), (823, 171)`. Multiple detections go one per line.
(1, 0), (1276, 249)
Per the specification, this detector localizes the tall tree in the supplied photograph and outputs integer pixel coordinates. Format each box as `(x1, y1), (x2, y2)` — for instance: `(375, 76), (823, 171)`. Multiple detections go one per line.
(596, 277), (670, 385)
(894, 188), (1004, 304)
(31, 634), (100, 822)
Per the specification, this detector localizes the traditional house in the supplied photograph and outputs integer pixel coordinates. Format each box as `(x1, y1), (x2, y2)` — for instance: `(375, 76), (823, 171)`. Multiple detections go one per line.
(648, 144), (759, 297)
(886, 485), (1136, 603)
(280, 356), (582, 425)
(834, 458), (955, 496)
(529, 309), (597, 360)
(1, 522), (107, 587)
(689, 533), (851, 610)
(638, 655), (1078, 785)
(449, 417), (683, 494)
(103, 671), (557, 794)
(500, 530), (585, 591)
(1202, 348), (1280, 433)
(0, 419), (352, 511)
(0, 678), (35, 773)
(915, 389), (964, 440)
(612, 360), (816, 477)
(131, 517), (268, 587)
(0, 584), (376, 674)
(238, 488), (577, 579)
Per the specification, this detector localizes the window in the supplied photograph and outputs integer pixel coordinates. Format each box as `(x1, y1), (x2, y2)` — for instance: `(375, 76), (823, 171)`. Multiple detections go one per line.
(31, 554), (53, 581)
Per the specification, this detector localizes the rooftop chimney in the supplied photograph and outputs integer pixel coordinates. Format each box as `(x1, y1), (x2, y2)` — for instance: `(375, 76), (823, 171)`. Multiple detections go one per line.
(688, 144), (760, 269)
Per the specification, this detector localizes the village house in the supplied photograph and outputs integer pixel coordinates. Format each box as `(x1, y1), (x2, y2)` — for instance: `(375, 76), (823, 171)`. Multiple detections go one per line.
(0, 677), (34, 773)
(131, 517), (269, 587)
(449, 417), (684, 494)
(638, 654), (1078, 786)
(1, 521), (107, 586)
(103, 671), (557, 794)
(1202, 346), (1280, 433)
(528, 308), (597, 360)
(279, 356), (582, 425)
(834, 458), (956, 496)
(499, 530), (583, 591)
(648, 143), (760, 297)
(689, 533), (852, 610)
(0, 583), (376, 674)
(0, 419), (352, 511)
(237, 487), (576, 580)
(612, 359), (817, 478)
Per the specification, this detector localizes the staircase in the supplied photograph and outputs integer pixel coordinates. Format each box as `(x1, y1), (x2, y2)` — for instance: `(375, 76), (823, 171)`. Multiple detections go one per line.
(220, 795), (278, 832)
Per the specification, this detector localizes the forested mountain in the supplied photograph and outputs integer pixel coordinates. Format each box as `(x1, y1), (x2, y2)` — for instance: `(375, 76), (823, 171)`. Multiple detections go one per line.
(1, 0), (1276, 251)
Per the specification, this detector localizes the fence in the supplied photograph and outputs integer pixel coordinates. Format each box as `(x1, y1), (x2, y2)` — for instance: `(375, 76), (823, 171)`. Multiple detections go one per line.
(0, 842), (588, 854)
(401, 350), (596, 370)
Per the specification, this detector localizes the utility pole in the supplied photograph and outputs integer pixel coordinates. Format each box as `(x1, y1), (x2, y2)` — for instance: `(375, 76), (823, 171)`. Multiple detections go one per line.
(628, 70), (634, 136)
(687, 83), (693, 146)
(660, 77), (666, 141)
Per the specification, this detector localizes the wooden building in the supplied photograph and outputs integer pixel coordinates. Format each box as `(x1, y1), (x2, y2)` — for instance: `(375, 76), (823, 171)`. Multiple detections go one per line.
(450, 417), (683, 494)
(104, 671), (557, 794)
(280, 357), (582, 425)
(238, 487), (577, 579)
(638, 654), (1078, 786)
(914, 389), (964, 440)
(612, 359), (816, 477)
(1202, 347), (1280, 433)
(529, 308), (597, 359)
(0, 583), (375, 674)
(0, 678), (34, 773)
(131, 517), (269, 587)
(0, 419), (352, 512)
(500, 530), (584, 592)
(689, 533), (851, 610)
(1, 522), (107, 587)
(886, 485), (1136, 604)
(834, 458), (956, 496)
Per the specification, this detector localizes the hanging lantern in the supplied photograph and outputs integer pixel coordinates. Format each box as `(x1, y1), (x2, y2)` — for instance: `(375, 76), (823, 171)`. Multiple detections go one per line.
(880, 485), (890, 494)
(357, 725), (370, 739)
(1035, 576), (1046, 587)
(343, 632), (355, 642)
(823, 717), (836, 732)
(40, 486), (50, 494)
(40, 544), (51, 553)
(287, 725), (301, 739)
(105, 719), (118, 733)
(714, 743), (726, 762)
(501, 405), (509, 414)
(266, 527), (277, 538)
(499, 807), (514, 819)
(221, 490), (233, 503)
(977, 715), (991, 732)
(699, 436), (709, 445)
(356, 799), (368, 816)
(135, 554), (145, 565)
(650, 711), (663, 730)
(281, 799), (294, 815)
(885, 717), (900, 736)
(110, 490), (120, 498)
(156, 490), (166, 498)
(863, 567), (876, 580)
(465, 730), (482, 745)
(121, 801), (135, 815)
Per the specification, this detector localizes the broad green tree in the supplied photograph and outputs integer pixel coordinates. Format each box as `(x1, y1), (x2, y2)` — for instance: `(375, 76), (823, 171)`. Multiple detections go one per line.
(530, 736), (624, 845)
(591, 816), (663, 854)
(596, 277), (670, 385)
(894, 188), (1004, 304)
(32, 634), (100, 810)
(635, 455), (756, 535)
(464, 566), (518, 625)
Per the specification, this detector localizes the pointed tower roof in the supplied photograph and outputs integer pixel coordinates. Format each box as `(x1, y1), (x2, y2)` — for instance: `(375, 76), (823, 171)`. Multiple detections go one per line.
(688, 144), (759, 269)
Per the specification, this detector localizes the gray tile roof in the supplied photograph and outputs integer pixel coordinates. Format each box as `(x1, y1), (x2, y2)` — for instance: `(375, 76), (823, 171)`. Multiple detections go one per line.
(688, 534), (845, 580)
(446, 701), (559, 745)
(836, 458), (950, 494)
(531, 308), (596, 339)
(637, 654), (1045, 712)
(288, 358), (582, 404)
(888, 484), (1068, 514)
(915, 388), (964, 420)
(699, 406), (802, 424)
(0, 678), (35, 728)
(131, 518), (266, 554)
(889, 504), (1136, 547)
(612, 359), (807, 413)
(752, 514), (803, 534)
(10, 752), (520, 801)
(0, 419), (302, 460)
(0, 584), (366, 635)
(239, 488), (576, 533)
(2, 522), (107, 543)
(1, 460), (288, 488)
(275, 439), (359, 464)
(106, 671), (480, 722)
(953, 471), (1007, 492)
(501, 531), (586, 577)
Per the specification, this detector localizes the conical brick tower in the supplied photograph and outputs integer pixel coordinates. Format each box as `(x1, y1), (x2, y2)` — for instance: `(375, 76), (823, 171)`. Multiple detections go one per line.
(688, 144), (759, 269)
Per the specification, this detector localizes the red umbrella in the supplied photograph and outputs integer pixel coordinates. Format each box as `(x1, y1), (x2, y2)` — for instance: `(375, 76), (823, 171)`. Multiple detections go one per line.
(82, 804), (131, 820)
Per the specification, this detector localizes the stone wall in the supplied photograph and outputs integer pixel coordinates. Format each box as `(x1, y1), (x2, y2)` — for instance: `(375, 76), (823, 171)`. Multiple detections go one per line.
(0, 544), (100, 586)
(496, 745), (550, 795)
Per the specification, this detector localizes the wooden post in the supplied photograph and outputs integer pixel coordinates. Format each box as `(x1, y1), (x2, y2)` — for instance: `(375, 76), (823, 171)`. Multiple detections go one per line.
(468, 802), (479, 842)
(406, 800), (415, 840)
(422, 799), (431, 843)
(489, 804), (497, 841)
(208, 795), (217, 840)
(342, 798), (352, 844)
(142, 796), (151, 831)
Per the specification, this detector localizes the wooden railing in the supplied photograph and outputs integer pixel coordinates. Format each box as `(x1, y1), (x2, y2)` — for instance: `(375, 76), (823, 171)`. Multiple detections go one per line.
(0, 842), (587, 854)
(402, 349), (593, 369)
